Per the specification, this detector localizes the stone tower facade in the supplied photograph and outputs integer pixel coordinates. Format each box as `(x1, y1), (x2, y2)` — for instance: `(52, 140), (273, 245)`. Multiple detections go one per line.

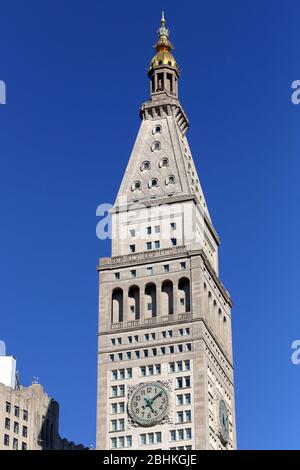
(96, 14), (237, 450)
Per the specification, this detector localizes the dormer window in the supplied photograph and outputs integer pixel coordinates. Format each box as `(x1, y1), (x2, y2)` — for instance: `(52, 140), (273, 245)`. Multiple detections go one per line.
(153, 125), (161, 135)
(141, 161), (151, 171)
(151, 141), (161, 151)
(149, 178), (158, 188)
(131, 181), (141, 191)
(166, 175), (175, 185)
(159, 158), (169, 168)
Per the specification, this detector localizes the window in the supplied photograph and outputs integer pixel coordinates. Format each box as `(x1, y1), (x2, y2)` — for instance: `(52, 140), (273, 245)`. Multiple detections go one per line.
(146, 242), (152, 250)
(149, 178), (158, 188)
(169, 346), (174, 354)
(143, 349), (149, 358)
(135, 351), (140, 359)
(111, 370), (118, 381)
(186, 343), (192, 351)
(6, 402), (11, 413)
(161, 347), (166, 355)
(111, 437), (117, 449)
(129, 229), (136, 237)
(178, 429), (184, 441)
(111, 386), (118, 397)
(119, 385), (125, 397)
(4, 435), (9, 446)
(151, 333), (155, 340)
(152, 348), (157, 356)
(111, 403), (118, 414)
(130, 270), (136, 278)
(118, 353), (123, 361)
(127, 368), (132, 378)
(22, 442), (27, 450)
(148, 433), (154, 444)
(159, 157), (169, 168)
(169, 362), (175, 373)
(13, 438), (18, 450)
(152, 141), (161, 151)
(177, 411), (184, 423)
(185, 410), (191, 422)
(146, 226), (152, 235)
(185, 394), (191, 405)
(154, 125), (161, 134)
(184, 360), (190, 371)
(14, 422), (19, 434)
(129, 244), (136, 253)
(170, 430), (176, 442)
(154, 241), (160, 249)
(155, 364), (161, 374)
(156, 432), (162, 443)
(119, 369), (125, 380)
(111, 420), (117, 432)
(140, 366), (146, 377)
(126, 352), (132, 360)
(119, 419), (125, 431)
(170, 222), (176, 231)
(179, 328), (190, 336)
(126, 436), (132, 448)
(114, 272), (120, 280)
(119, 402), (125, 413)
(140, 434), (147, 445)
(147, 303), (152, 311)
(177, 395), (183, 406)
(141, 161), (151, 171)
(163, 264), (170, 273)
(5, 418), (10, 430)
(110, 354), (115, 362)
(131, 181), (141, 191)
(178, 344), (183, 352)
(154, 225), (160, 233)
(171, 238), (177, 246)
(166, 175), (175, 185)
(186, 429), (192, 439)
(14, 406), (19, 418)
(147, 267), (153, 275)
(180, 262), (186, 270)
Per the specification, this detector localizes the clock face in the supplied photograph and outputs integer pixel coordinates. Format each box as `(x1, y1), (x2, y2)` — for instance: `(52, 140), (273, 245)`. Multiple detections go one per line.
(219, 400), (229, 444)
(128, 381), (169, 427)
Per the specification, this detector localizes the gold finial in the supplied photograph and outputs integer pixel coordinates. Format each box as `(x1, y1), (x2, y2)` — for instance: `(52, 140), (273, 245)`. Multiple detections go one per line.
(149, 13), (179, 72)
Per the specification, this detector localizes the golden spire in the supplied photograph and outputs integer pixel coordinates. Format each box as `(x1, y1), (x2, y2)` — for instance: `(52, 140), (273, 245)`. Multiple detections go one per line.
(149, 12), (178, 72)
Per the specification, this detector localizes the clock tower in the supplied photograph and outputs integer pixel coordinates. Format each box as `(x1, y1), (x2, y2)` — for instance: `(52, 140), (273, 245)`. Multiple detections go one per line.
(96, 14), (237, 450)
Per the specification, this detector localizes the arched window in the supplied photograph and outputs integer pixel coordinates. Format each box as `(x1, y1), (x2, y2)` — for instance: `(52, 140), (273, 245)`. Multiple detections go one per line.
(140, 161), (151, 172)
(178, 278), (190, 313)
(151, 141), (161, 151)
(145, 283), (157, 317)
(128, 286), (140, 320)
(161, 280), (174, 316)
(153, 125), (162, 135)
(165, 175), (175, 185)
(159, 158), (169, 168)
(131, 181), (141, 191)
(111, 288), (123, 323)
(149, 178), (158, 188)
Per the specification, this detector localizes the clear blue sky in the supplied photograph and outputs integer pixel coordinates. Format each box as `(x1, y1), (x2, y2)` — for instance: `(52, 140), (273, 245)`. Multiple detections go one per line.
(0, 0), (299, 449)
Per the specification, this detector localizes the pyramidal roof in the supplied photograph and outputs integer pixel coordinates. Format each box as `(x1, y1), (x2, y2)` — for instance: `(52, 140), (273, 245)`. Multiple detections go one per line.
(114, 14), (211, 222)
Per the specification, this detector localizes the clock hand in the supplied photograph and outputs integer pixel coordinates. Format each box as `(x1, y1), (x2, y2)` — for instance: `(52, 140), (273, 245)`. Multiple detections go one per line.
(149, 391), (162, 404)
(142, 398), (154, 412)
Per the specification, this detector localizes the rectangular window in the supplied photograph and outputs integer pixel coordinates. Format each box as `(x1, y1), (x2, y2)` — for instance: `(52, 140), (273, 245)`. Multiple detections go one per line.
(22, 442), (27, 450)
(186, 343), (192, 351)
(178, 344), (183, 352)
(170, 222), (176, 231)
(111, 420), (117, 432)
(178, 429), (184, 441)
(130, 270), (137, 278)
(148, 433), (154, 444)
(171, 238), (177, 246)
(151, 333), (156, 340)
(134, 335), (138, 343)
(146, 242), (152, 250)
(111, 386), (118, 397)
(109, 354), (114, 362)
(4, 434), (9, 446)
(177, 361), (183, 372)
(147, 267), (153, 275)
(15, 406), (19, 418)
(169, 362), (175, 373)
(152, 348), (157, 356)
(118, 353), (123, 361)
(180, 262), (186, 270)
(126, 436), (132, 448)
(184, 360), (190, 371)
(176, 377), (183, 388)
(148, 365), (153, 375)
(177, 411), (184, 423)
(185, 410), (191, 422)
(170, 430), (176, 442)
(6, 402), (11, 413)
(119, 402), (125, 413)
(114, 272), (120, 280)
(129, 229), (136, 238)
(13, 438), (18, 450)
(5, 418), (10, 430)
(119, 369), (125, 380)
(119, 385), (125, 397)
(156, 432), (162, 443)
(168, 330), (173, 337)
(177, 395), (183, 406)
(140, 366), (146, 377)
(144, 334), (149, 340)
(111, 370), (118, 381)
(146, 227), (152, 235)
(143, 349), (149, 358)
(161, 347), (166, 355)
(135, 351), (140, 359)
(119, 419), (125, 431)
(154, 225), (160, 233)
(155, 364), (161, 374)
(185, 394), (191, 405)
(154, 241), (160, 249)
(163, 264), (170, 273)
(169, 346), (174, 354)
(111, 403), (118, 414)
(129, 244), (136, 253)
(14, 422), (19, 434)
(140, 434), (147, 445)
(111, 437), (117, 449)
(185, 429), (192, 440)
(126, 368), (132, 379)
(185, 377), (191, 388)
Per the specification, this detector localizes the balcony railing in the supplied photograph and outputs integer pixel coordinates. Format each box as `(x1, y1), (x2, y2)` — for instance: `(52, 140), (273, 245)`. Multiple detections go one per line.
(110, 312), (192, 330)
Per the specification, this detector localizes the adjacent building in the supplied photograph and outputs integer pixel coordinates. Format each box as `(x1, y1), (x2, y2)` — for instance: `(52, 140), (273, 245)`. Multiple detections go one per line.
(96, 15), (237, 450)
(0, 349), (86, 450)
